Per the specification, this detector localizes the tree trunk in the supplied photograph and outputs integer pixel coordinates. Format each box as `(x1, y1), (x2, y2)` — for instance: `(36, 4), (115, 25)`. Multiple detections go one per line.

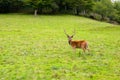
(76, 8), (79, 15)
(65, 5), (67, 12)
(34, 9), (38, 16)
(83, 10), (86, 15)
(74, 8), (77, 14)
(74, 8), (78, 15)
(101, 14), (104, 21)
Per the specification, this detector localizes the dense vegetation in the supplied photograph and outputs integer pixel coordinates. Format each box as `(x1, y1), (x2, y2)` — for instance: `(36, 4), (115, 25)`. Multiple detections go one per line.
(0, 14), (120, 80)
(0, 0), (120, 23)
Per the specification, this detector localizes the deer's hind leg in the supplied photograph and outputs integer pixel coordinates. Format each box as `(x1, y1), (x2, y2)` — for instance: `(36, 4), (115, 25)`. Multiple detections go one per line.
(85, 43), (89, 52)
(82, 48), (86, 53)
(87, 48), (90, 52)
(81, 45), (86, 53)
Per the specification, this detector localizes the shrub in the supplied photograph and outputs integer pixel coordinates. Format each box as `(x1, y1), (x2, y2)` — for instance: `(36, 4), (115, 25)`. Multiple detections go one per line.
(89, 13), (102, 21)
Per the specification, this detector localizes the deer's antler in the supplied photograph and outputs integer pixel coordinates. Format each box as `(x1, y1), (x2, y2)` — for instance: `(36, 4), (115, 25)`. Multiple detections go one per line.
(64, 29), (69, 36)
(72, 28), (76, 37)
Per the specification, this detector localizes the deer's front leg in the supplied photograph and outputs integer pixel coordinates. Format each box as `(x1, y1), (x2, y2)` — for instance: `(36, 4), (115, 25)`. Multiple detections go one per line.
(72, 46), (76, 53)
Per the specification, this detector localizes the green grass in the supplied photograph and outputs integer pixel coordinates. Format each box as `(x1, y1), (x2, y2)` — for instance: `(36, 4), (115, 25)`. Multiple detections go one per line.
(0, 14), (120, 80)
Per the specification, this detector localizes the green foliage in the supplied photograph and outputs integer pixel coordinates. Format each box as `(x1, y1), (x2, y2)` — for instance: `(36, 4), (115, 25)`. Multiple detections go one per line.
(68, 0), (94, 15)
(0, 14), (120, 80)
(114, 1), (120, 13)
(0, 0), (120, 23)
(92, 0), (120, 23)
(113, 1), (120, 23)
(0, 0), (24, 13)
(93, 0), (114, 19)
(27, 0), (42, 9)
(0, 0), (94, 14)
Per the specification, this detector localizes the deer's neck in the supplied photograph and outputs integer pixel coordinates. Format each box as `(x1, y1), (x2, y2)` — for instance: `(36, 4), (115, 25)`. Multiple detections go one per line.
(68, 40), (72, 45)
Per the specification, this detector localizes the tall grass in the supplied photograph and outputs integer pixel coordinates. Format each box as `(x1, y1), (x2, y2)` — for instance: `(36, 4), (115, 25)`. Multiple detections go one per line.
(0, 14), (120, 80)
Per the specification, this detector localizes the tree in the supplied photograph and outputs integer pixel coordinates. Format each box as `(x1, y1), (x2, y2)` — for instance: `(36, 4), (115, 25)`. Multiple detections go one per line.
(113, 1), (120, 23)
(67, 0), (93, 15)
(80, 0), (94, 15)
(93, 0), (116, 20)
(24, 0), (42, 16)
(0, 0), (23, 13)
(114, 1), (120, 14)
(41, 0), (58, 14)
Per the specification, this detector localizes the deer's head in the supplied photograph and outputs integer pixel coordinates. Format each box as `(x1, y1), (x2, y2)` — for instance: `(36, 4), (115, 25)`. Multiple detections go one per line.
(64, 29), (76, 41)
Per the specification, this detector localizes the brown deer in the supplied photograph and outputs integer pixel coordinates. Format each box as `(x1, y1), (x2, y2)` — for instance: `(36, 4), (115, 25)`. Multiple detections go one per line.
(64, 29), (89, 53)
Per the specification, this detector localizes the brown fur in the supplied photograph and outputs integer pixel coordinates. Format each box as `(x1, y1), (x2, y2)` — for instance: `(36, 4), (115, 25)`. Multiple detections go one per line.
(69, 40), (89, 52)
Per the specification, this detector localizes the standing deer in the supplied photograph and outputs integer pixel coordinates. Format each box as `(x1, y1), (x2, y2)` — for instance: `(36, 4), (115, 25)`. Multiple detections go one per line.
(64, 29), (89, 53)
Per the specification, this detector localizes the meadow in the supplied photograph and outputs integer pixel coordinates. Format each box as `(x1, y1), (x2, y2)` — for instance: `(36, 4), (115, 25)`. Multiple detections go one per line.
(0, 14), (120, 80)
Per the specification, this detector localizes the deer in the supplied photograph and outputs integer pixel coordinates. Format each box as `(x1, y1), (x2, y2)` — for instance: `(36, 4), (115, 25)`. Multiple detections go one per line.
(64, 29), (89, 54)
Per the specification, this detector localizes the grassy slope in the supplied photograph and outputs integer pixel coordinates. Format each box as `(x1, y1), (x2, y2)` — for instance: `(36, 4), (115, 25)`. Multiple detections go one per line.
(0, 14), (120, 80)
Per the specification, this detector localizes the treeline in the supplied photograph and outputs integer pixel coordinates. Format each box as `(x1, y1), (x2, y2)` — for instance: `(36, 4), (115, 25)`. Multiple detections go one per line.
(0, 0), (120, 24)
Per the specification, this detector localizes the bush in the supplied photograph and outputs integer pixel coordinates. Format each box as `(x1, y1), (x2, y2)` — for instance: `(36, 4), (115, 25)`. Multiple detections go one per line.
(89, 13), (102, 21)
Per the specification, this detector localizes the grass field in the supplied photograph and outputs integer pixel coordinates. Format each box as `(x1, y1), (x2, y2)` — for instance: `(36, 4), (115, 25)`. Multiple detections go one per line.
(0, 14), (120, 80)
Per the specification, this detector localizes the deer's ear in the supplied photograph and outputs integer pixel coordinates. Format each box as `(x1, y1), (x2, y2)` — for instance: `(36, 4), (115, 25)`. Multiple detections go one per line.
(71, 35), (73, 38)
(67, 35), (69, 38)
